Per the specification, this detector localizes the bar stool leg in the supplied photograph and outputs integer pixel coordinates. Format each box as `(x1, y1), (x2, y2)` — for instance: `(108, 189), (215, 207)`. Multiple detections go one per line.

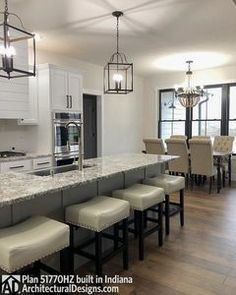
(114, 223), (119, 250)
(165, 195), (170, 236)
(33, 261), (41, 277)
(134, 211), (139, 239)
(122, 218), (129, 270)
(158, 202), (163, 246)
(180, 189), (184, 227)
(137, 210), (145, 261)
(69, 225), (75, 273)
(60, 248), (72, 274)
(95, 232), (102, 277)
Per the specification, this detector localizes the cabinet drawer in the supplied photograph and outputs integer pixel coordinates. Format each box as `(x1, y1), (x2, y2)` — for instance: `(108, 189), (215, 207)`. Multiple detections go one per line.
(1, 160), (32, 173)
(33, 157), (52, 170)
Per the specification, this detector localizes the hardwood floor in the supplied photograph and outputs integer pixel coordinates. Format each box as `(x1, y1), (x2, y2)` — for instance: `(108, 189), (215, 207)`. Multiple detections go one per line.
(98, 184), (236, 295)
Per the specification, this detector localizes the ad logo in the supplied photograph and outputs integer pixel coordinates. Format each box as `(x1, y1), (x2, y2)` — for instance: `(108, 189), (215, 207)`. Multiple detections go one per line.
(1, 275), (21, 294)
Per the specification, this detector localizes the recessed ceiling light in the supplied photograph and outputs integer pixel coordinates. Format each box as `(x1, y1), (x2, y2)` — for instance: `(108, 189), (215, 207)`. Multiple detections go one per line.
(155, 52), (231, 71)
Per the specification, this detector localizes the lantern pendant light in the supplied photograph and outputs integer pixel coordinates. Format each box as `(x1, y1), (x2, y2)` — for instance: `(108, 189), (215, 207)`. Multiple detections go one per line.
(0, 0), (36, 79)
(104, 11), (133, 94)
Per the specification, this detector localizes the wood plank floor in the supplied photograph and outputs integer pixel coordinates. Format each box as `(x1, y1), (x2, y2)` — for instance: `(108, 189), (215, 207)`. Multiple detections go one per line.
(97, 184), (236, 295)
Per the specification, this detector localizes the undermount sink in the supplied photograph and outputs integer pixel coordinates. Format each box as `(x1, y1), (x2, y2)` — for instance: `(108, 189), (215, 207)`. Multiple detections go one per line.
(29, 163), (96, 177)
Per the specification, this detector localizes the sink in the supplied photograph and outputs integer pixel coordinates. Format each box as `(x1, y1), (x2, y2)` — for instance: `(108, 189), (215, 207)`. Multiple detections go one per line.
(29, 163), (96, 177)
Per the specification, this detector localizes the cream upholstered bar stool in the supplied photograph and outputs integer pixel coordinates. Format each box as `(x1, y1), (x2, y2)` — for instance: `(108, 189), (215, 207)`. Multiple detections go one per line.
(112, 184), (164, 261)
(143, 138), (165, 155)
(189, 139), (217, 194)
(66, 196), (130, 276)
(0, 216), (70, 275)
(143, 174), (185, 236)
(213, 136), (234, 186)
(165, 138), (189, 183)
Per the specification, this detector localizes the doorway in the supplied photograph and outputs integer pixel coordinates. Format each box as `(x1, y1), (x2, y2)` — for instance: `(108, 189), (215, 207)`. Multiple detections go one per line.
(83, 94), (97, 159)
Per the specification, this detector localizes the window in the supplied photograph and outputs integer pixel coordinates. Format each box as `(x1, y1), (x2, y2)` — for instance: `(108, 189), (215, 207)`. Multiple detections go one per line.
(159, 83), (236, 153)
(159, 90), (186, 141)
(229, 86), (236, 152)
(192, 87), (222, 137)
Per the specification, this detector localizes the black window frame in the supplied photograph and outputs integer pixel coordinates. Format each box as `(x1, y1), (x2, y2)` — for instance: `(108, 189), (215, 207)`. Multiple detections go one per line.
(158, 83), (236, 153)
(158, 88), (188, 139)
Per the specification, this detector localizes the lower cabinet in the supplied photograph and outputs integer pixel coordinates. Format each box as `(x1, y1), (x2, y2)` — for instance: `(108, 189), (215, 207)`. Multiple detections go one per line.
(1, 159), (32, 173)
(33, 157), (52, 170)
(0, 156), (52, 173)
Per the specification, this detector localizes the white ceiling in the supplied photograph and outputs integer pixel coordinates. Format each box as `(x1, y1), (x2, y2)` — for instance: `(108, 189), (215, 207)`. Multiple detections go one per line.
(6, 0), (236, 76)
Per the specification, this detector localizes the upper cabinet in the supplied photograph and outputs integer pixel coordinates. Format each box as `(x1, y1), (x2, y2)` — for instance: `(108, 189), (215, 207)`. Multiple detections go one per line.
(50, 67), (82, 112)
(0, 77), (29, 119)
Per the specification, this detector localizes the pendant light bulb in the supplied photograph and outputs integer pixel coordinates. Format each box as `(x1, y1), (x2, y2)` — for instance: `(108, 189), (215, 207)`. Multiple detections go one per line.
(113, 73), (123, 82)
(0, 45), (16, 57)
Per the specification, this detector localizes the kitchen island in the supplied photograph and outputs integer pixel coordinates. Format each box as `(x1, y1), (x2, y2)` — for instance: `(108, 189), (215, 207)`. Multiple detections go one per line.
(0, 153), (177, 271)
(0, 153), (176, 210)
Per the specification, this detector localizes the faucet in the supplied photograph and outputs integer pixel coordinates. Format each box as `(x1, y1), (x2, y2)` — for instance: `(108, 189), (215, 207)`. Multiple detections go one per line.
(66, 121), (84, 171)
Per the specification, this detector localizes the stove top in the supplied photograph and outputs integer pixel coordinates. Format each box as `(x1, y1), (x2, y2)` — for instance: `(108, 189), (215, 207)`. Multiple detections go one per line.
(0, 151), (26, 158)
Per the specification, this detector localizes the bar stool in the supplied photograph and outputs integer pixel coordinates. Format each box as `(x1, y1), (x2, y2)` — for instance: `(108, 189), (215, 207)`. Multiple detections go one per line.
(112, 184), (164, 261)
(0, 216), (70, 274)
(65, 196), (130, 276)
(143, 174), (185, 235)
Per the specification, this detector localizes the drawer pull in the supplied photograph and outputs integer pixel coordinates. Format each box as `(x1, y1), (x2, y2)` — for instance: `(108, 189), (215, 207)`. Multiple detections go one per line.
(10, 165), (25, 169)
(37, 161), (50, 166)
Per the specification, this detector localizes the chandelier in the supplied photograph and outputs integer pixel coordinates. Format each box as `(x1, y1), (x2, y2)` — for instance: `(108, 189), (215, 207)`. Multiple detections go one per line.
(104, 11), (133, 94)
(0, 0), (36, 79)
(175, 61), (206, 108)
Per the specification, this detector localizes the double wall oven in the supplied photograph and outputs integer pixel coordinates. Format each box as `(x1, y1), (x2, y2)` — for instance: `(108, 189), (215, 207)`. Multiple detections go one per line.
(53, 112), (83, 166)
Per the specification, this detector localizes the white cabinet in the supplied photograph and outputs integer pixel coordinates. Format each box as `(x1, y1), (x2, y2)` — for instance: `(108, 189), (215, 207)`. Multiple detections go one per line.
(0, 78), (29, 119)
(68, 72), (82, 111)
(32, 157), (52, 170)
(1, 159), (32, 173)
(50, 68), (82, 112)
(18, 76), (39, 125)
(51, 69), (68, 111)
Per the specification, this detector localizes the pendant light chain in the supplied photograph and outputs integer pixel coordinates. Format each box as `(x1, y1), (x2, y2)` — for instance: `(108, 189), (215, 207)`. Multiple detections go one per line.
(116, 15), (119, 54)
(4, 0), (8, 15)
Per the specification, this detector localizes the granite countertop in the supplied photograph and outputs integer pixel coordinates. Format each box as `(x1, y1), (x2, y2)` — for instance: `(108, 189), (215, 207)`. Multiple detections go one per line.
(0, 153), (52, 163)
(0, 153), (177, 208)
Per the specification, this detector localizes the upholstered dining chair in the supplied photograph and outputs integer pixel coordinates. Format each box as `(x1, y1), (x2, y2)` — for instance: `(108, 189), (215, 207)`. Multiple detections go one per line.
(192, 136), (211, 140)
(143, 138), (165, 155)
(170, 135), (187, 140)
(189, 139), (217, 194)
(165, 138), (189, 184)
(213, 136), (234, 186)
(213, 136), (234, 153)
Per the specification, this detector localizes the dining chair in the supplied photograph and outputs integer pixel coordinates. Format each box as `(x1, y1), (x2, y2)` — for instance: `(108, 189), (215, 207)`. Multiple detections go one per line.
(192, 136), (210, 140)
(143, 138), (165, 155)
(213, 136), (234, 153)
(165, 138), (189, 184)
(213, 136), (234, 186)
(170, 135), (187, 140)
(189, 139), (217, 194)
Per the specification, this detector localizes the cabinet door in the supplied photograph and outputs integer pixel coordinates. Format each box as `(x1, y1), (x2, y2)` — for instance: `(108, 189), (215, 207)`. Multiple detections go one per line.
(0, 78), (29, 119)
(33, 157), (52, 170)
(1, 160), (32, 173)
(51, 69), (69, 111)
(68, 73), (82, 112)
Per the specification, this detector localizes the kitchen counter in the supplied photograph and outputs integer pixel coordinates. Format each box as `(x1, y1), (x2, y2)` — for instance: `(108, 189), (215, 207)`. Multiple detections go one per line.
(0, 153), (52, 163)
(0, 153), (176, 208)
